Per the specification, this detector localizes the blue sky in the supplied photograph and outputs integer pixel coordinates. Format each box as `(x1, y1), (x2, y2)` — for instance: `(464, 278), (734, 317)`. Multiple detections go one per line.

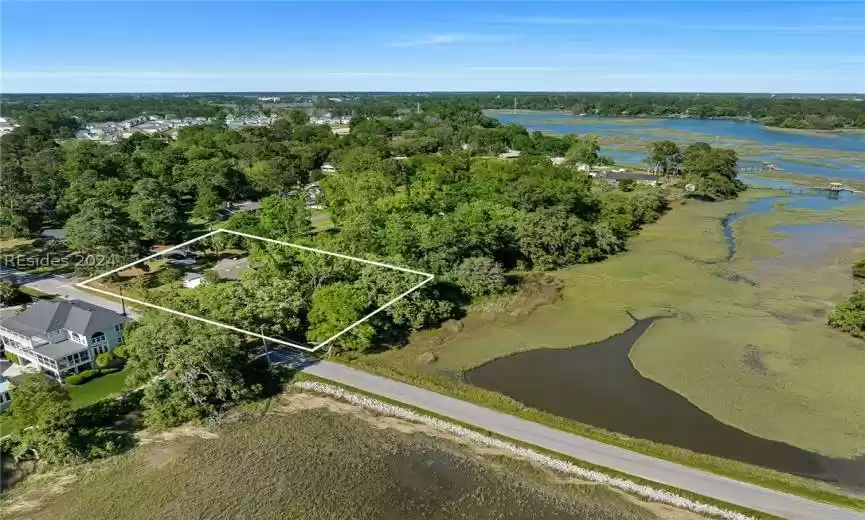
(2, 1), (863, 93)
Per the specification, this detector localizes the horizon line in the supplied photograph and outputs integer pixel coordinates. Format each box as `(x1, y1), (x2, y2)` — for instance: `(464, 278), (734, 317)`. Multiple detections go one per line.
(3, 90), (864, 96)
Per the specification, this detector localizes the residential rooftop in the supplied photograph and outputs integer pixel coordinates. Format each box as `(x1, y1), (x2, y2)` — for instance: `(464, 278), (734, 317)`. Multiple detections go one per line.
(0, 300), (128, 339)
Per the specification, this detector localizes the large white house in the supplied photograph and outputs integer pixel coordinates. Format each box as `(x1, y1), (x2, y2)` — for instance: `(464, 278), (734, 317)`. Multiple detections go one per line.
(0, 301), (128, 381)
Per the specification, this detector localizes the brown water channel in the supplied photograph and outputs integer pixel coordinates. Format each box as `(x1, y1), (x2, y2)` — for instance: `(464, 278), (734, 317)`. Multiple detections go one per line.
(466, 316), (865, 488)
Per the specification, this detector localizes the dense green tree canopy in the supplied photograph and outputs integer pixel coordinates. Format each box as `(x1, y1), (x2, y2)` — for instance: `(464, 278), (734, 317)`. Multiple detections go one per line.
(128, 178), (182, 242)
(257, 195), (311, 240)
(681, 143), (745, 200)
(65, 199), (145, 274)
(7, 373), (72, 431)
(123, 313), (263, 426)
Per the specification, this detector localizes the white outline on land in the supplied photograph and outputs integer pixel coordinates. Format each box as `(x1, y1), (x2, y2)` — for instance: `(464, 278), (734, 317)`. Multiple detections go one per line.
(77, 229), (434, 352)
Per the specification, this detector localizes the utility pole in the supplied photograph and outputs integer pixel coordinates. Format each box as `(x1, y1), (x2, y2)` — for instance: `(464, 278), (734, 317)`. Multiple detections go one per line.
(513, 96), (517, 115)
(260, 325), (269, 364)
(416, 101), (420, 114)
(118, 286), (127, 317)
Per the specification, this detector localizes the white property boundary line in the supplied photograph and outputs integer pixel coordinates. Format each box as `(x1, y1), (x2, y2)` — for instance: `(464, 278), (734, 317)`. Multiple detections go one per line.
(77, 229), (434, 352)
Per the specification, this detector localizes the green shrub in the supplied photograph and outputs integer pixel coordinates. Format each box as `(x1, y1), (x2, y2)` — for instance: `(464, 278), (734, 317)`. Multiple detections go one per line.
(112, 346), (126, 359)
(155, 267), (184, 286)
(79, 369), (99, 381)
(853, 260), (865, 279)
(0, 280), (23, 306)
(95, 352), (115, 368)
(828, 290), (865, 339)
(4, 352), (19, 364)
(65, 374), (85, 385)
(451, 257), (507, 298)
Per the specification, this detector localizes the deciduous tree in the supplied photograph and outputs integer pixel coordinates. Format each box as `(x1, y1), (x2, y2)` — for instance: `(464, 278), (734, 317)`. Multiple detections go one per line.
(128, 178), (182, 242)
(65, 199), (144, 274)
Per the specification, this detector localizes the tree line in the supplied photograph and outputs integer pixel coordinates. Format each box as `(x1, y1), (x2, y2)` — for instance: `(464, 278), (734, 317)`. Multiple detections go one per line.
(315, 93), (865, 130)
(1, 95), (230, 125)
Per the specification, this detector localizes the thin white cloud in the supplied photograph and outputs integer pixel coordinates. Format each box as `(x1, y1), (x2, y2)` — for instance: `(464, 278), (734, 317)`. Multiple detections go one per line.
(390, 33), (510, 48)
(492, 16), (654, 26)
(467, 66), (561, 72)
(390, 33), (466, 47)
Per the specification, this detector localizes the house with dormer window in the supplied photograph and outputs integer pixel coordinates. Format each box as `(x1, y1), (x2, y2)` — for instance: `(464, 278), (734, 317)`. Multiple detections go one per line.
(0, 300), (128, 382)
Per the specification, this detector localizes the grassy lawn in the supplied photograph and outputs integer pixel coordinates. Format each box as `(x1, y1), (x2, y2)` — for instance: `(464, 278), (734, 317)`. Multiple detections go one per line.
(68, 371), (130, 410)
(350, 188), (865, 510)
(18, 286), (55, 300)
(310, 210), (334, 233)
(0, 238), (34, 252)
(0, 414), (18, 437)
(1, 392), (673, 520)
(0, 239), (74, 276)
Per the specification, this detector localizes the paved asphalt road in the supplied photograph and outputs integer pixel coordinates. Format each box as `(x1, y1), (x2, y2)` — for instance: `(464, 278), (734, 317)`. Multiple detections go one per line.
(0, 265), (135, 317)
(264, 350), (865, 520)
(4, 266), (862, 520)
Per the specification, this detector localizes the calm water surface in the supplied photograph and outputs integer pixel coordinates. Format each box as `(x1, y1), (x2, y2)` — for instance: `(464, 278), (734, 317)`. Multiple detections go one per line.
(467, 317), (865, 488)
(491, 111), (865, 180)
(723, 182), (865, 260)
(492, 111), (865, 152)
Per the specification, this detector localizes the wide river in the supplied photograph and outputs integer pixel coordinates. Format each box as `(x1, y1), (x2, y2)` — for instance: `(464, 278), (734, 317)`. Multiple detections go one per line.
(489, 111), (865, 181)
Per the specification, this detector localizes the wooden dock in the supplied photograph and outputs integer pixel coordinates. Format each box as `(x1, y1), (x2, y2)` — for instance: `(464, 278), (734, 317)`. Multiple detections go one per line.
(783, 183), (860, 195)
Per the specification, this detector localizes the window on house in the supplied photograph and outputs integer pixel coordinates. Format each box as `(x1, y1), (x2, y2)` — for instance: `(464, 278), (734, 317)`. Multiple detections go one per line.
(91, 332), (106, 344)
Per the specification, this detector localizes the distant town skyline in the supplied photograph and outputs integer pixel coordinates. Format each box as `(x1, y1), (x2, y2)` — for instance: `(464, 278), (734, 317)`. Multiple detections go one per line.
(2, 1), (863, 94)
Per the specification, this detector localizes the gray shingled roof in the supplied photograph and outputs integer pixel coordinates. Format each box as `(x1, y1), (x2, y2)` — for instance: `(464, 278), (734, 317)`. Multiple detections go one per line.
(0, 300), (127, 339)
(213, 257), (249, 281)
(36, 339), (89, 361)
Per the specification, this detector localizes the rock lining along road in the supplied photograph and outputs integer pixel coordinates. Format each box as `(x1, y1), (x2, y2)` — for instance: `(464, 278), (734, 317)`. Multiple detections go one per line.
(4, 267), (860, 520)
(288, 355), (865, 520)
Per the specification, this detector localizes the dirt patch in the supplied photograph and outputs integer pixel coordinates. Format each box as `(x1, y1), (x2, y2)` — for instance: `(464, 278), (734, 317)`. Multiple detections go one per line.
(417, 351), (438, 365)
(275, 392), (530, 461)
(137, 424), (219, 445)
(0, 470), (78, 516)
(742, 345), (770, 376)
(135, 425), (220, 470)
(470, 274), (564, 318)
(634, 499), (712, 520)
(714, 268), (758, 286)
(767, 310), (808, 324)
